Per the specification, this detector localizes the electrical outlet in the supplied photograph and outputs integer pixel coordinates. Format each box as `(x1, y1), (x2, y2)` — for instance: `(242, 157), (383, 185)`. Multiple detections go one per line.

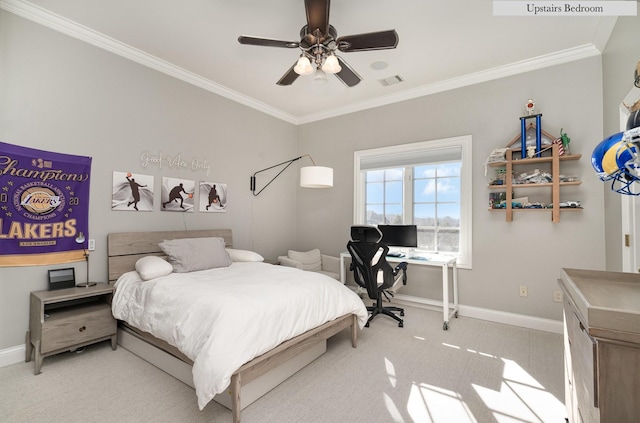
(553, 290), (563, 303)
(519, 285), (528, 297)
(88, 239), (95, 251)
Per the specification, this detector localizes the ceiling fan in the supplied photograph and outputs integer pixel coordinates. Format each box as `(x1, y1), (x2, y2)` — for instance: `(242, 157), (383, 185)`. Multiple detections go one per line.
(238, 0), (399, 87)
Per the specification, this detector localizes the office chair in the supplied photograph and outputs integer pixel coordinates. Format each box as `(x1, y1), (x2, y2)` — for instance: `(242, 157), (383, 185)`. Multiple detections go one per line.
(347, 226), (408, 327)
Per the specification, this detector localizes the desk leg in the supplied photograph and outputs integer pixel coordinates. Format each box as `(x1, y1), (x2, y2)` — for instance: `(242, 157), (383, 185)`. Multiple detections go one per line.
(453, 261), (459, 319)
(442, 263), (449, 330)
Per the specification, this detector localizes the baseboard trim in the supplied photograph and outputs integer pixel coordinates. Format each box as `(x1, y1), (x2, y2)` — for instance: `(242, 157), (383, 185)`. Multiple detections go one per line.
(0, 344), (25, 368)
(392, 293), (563, 334)
(0, 296), (562, 368)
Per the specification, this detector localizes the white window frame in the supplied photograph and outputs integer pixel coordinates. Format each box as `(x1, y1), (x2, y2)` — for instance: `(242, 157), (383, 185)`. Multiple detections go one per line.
(353, 135), (472, 269)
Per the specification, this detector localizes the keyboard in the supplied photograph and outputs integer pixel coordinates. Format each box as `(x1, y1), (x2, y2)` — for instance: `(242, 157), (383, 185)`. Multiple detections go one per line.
(386, 252), (405, 258)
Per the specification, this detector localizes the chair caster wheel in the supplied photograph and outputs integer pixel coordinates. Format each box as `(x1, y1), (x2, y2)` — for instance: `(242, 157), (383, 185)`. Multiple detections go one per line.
(365, 322), (370, 328)
(443, 322), (449, 330)
(399, 322), (403, 327)
(400, 311), (405, 316)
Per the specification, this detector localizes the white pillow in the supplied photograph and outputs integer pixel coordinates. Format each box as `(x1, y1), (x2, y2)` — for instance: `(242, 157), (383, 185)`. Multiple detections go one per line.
(159, 237), (232, 273)
(288, 249), (322, 272)
(135, 256), (173, 281)
(226, 248), (264, 262)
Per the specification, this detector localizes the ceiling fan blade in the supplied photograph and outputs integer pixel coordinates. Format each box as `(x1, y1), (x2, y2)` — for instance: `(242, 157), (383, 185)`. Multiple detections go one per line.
(305, 0), (330, 36)
(238, 35), (299, 49)
(276, 63), (300, 86)
(334, 56), (362, 87)
(337, 30), (399, 52)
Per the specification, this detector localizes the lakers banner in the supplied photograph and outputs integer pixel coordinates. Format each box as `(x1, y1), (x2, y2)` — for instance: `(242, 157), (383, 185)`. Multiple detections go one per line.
(0, 142), (91, 266)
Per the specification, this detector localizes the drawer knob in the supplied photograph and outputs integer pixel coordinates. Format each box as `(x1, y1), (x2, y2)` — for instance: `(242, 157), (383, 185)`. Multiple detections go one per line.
(79, 326), (86, 332)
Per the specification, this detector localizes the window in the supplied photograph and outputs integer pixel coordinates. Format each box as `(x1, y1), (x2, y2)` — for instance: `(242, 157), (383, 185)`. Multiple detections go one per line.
(354, 136), (472, 268)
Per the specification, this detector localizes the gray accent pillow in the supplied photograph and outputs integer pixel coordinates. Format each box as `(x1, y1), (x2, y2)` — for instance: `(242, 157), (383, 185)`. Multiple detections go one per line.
(159, 237), (232, 273)
(288, 249), (322, 272)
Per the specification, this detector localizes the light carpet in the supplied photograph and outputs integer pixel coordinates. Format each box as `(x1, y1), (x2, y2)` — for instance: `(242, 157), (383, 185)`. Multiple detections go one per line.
(0, 305), (566, 423)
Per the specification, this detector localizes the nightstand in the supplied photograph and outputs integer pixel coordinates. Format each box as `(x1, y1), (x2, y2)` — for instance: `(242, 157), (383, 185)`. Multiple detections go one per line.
(26, 283), (117, 374)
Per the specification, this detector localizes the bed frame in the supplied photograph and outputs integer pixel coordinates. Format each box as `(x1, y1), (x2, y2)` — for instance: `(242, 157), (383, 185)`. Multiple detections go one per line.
(107, 229), (358, 423)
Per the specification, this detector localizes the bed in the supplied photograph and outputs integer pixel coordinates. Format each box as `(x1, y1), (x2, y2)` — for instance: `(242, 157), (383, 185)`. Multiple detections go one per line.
(107, 229), (367, 423)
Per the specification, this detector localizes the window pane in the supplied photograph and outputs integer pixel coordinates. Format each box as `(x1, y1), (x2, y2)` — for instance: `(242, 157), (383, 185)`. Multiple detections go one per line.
(437, 204), (460, 226)
(385, 168), (403, 180)
(438, 229), (459, 253)
(414, 179), (436, 202)
(437, 162), (461, 177)
(385, 205), (403, 224)
(418, 228), (435, 250)
(414, 204), (435, 226)
(366, 182), (384, 203)
(415, 165), (436, 178)
(366, 204), (384, 225)
(367, 170), (384, 182)
(385, 181), (403, 203)
(436, 177), (460, 202)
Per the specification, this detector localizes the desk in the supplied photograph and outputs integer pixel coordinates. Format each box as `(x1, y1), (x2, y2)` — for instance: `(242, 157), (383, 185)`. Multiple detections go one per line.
(340, 252), (458, 330)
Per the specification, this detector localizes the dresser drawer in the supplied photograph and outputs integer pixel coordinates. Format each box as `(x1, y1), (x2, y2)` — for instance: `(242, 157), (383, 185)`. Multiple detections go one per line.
(41, 303), (116, 353)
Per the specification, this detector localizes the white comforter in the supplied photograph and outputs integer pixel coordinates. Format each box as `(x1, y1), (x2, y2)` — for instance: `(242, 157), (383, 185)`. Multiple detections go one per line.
(111, 262), (368, 410)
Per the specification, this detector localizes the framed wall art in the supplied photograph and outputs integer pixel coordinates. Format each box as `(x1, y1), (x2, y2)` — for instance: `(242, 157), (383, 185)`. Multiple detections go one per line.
(199, 182), (227, 212)
(161, 177), (195, 212)
(112, 171), (154, 212)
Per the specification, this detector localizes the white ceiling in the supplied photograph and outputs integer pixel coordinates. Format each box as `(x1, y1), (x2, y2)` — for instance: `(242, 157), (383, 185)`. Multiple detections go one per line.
(2, 0), (617, 124)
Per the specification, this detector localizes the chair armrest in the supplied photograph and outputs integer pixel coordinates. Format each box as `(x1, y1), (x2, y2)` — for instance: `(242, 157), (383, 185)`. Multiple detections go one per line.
(394, 261), (408, 285)
(321, 254), (340, 274)
(395, 262), (408, 272)
(278, 256), (303, 269)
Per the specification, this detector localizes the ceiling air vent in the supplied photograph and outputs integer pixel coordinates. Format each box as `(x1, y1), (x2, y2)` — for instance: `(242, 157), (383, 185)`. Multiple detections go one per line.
(379, 75), (404, 87)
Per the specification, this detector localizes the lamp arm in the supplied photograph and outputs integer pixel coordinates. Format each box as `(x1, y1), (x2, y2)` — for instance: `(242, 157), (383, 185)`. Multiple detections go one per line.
(250, 155), (315, 196)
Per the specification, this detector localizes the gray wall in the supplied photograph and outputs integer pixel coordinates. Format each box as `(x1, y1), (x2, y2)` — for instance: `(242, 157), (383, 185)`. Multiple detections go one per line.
(0, 11), (301, 349)
(601, 14), (640, 271)
(297, 57), (606, 321)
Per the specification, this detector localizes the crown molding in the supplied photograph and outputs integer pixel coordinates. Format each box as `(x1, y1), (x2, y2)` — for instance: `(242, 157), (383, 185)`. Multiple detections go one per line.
(1, 0), (613, 126)
(0, 0), (299, 125)
(297, 43), (602, 124)
(592, 16), (618, 52)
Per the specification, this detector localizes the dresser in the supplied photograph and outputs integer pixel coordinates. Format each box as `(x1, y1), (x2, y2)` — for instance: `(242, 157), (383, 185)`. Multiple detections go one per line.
(559, 268), (640, 423)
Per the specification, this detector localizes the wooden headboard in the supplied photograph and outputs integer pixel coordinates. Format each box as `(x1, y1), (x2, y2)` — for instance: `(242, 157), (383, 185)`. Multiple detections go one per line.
(107, 229), (233, 283)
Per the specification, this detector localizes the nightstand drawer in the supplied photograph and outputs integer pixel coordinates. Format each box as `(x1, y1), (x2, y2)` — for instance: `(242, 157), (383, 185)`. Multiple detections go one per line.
(41, 303), (116, 353)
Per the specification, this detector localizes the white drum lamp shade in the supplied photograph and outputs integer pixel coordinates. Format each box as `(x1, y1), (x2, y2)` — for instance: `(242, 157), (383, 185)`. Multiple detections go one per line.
(300, 166), (333, 188)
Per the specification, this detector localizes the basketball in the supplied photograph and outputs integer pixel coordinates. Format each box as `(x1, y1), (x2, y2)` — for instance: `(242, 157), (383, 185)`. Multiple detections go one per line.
(126, 172), (132, 177)
(188, 193), (193, 199)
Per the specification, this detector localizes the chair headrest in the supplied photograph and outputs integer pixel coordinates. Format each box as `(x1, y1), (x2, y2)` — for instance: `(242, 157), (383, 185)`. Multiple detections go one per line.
(350, 225), (382, 242)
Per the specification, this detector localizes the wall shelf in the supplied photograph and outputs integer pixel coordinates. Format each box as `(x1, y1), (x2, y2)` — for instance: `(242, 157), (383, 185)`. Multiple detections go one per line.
(487, 144), (582, 222)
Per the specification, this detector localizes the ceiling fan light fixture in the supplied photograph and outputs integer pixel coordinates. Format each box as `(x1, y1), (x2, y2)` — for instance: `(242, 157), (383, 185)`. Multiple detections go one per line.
(321, 54), (342, 74)
(313, 68), (329, 84)
(294, 56), (313, 75)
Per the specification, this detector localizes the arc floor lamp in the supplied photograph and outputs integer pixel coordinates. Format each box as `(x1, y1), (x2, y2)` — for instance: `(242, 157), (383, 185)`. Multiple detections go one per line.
(250, 154), (333, 196)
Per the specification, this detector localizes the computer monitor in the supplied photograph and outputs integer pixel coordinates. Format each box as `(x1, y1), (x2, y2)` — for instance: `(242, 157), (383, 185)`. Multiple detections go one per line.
(377, 225), (418, 248)
(350, 225), (382, 242)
